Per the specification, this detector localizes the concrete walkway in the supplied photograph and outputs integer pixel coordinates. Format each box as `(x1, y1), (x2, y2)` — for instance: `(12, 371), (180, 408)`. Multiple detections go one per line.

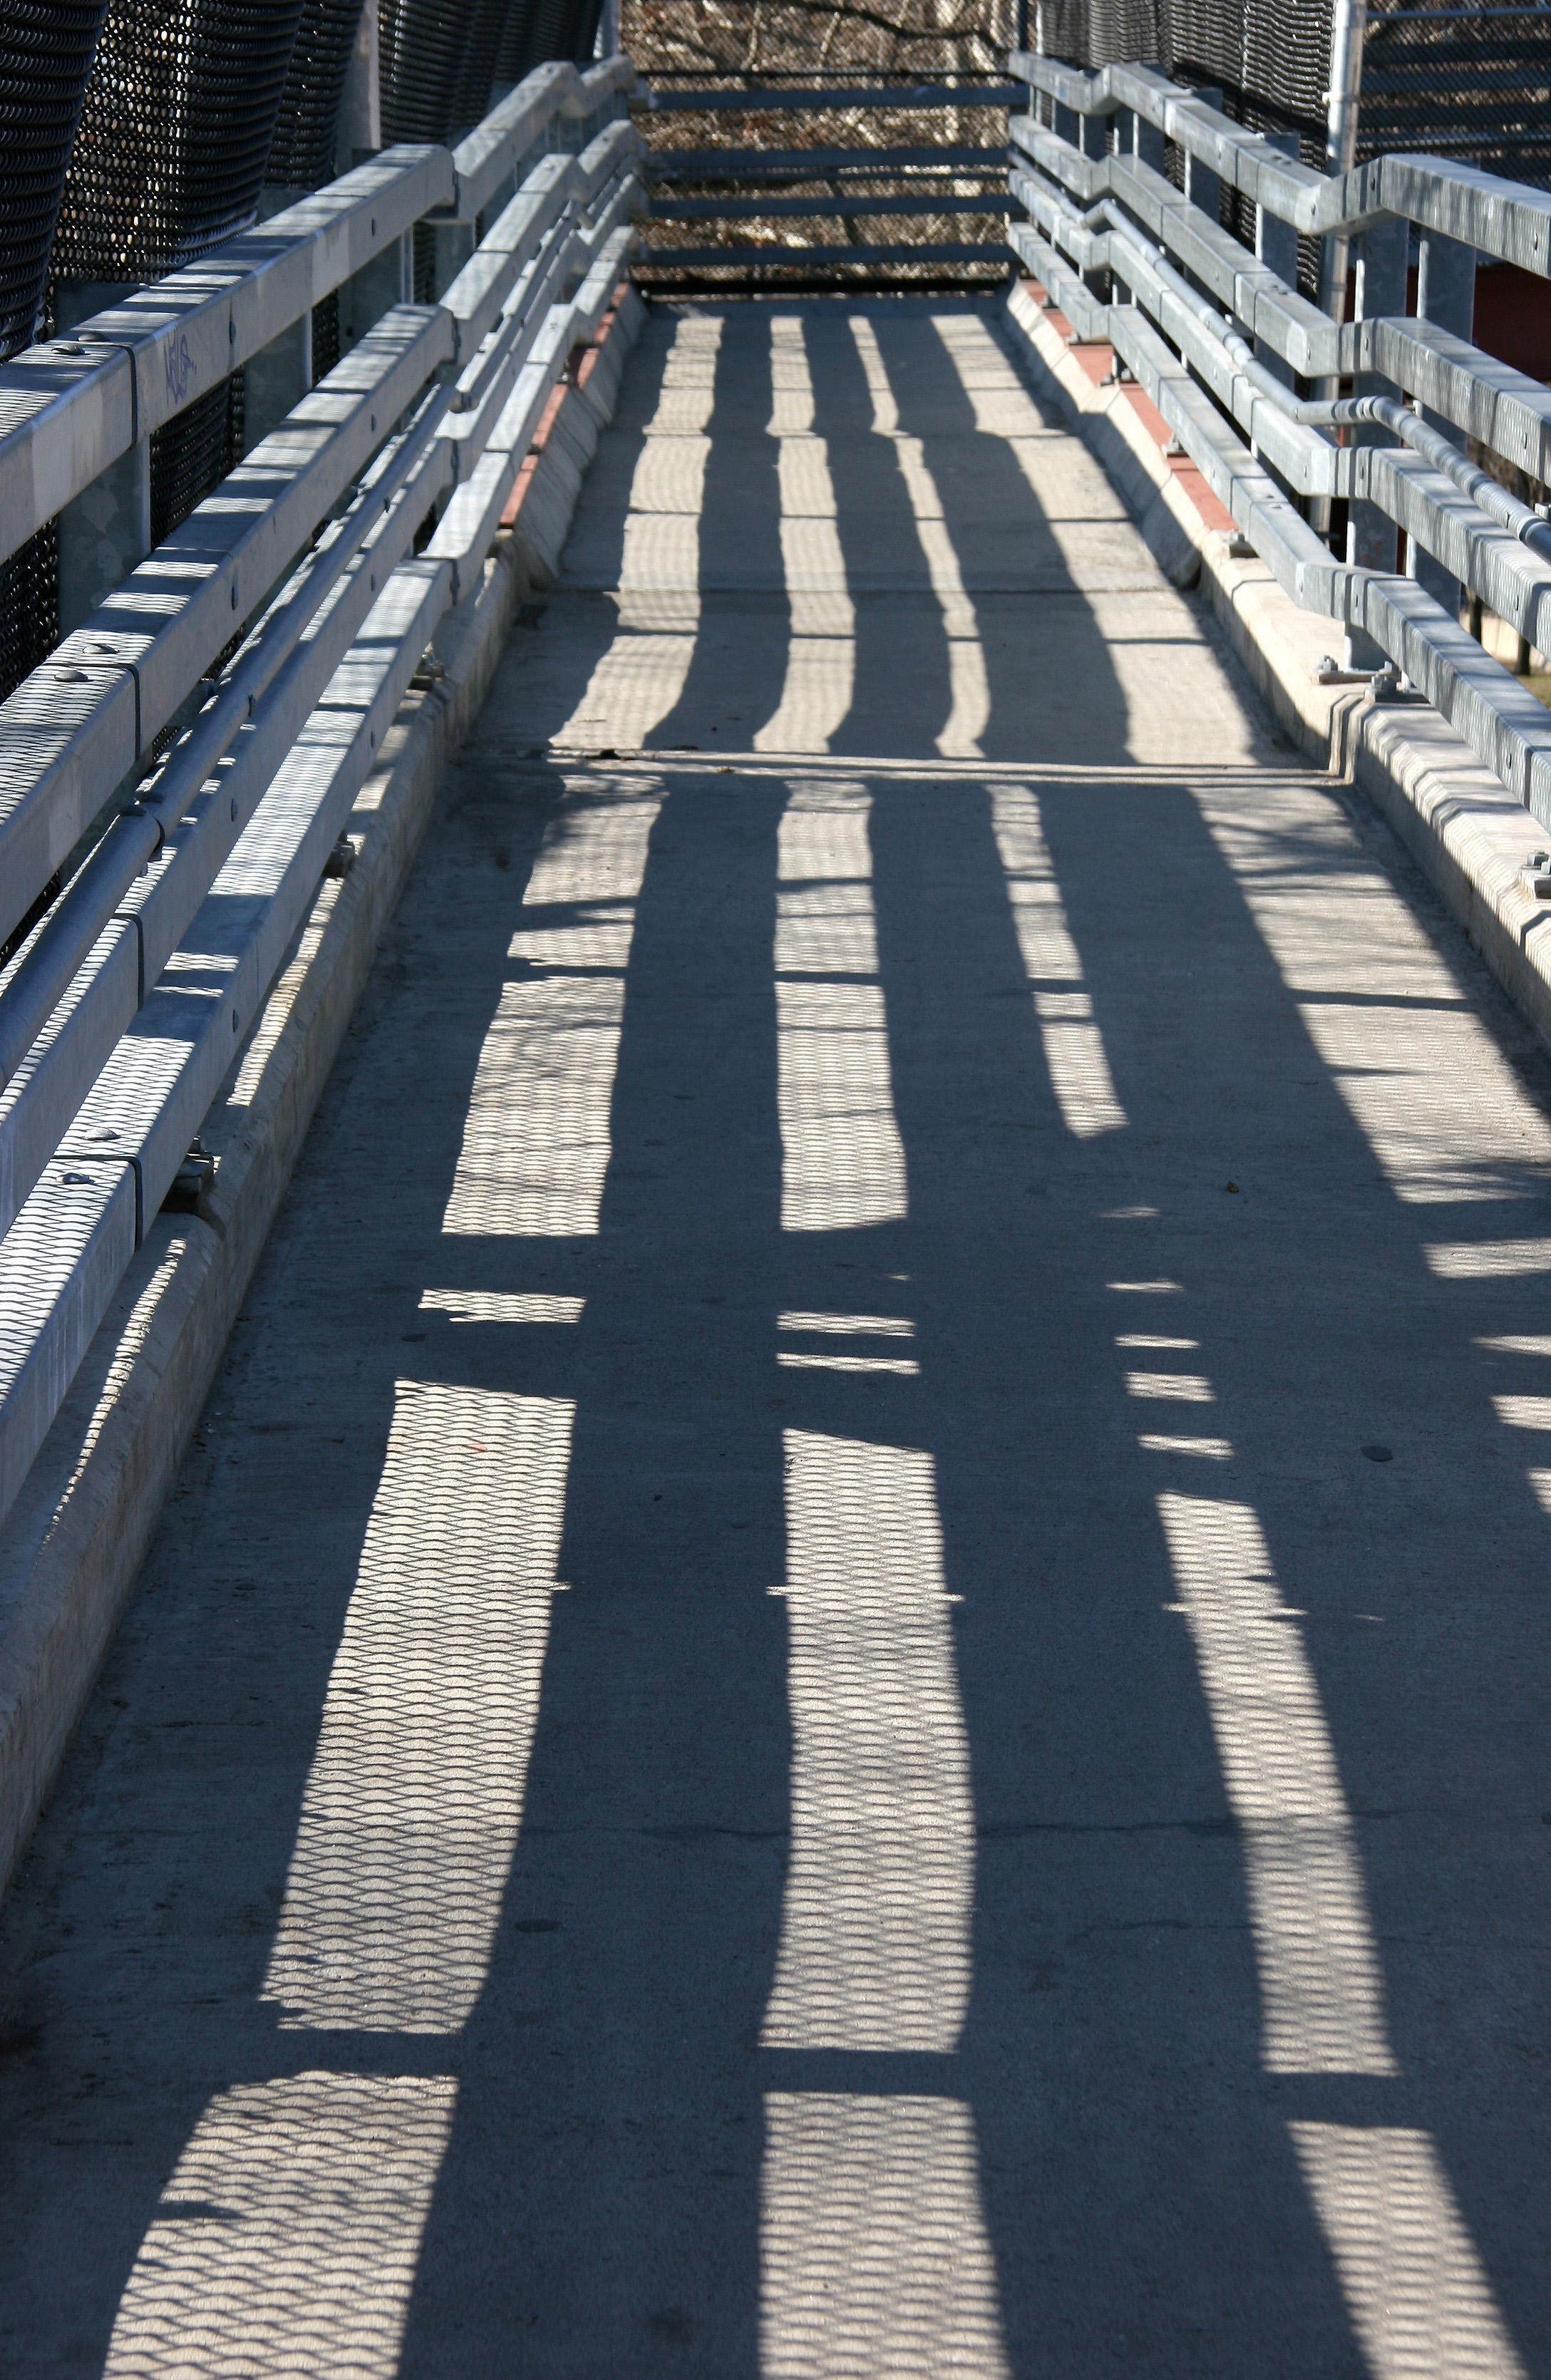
(3, 297), (1551, 2376)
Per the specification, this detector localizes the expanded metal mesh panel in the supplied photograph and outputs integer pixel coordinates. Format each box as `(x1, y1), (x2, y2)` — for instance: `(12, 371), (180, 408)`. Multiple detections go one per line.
(0, 522), (60, 706)
(266, 0), (365, 191)
(499, 0), (602, 78)
(1360, 4), (1551, 187)
(0, 1), (110, 360)
(496, 0), (545, 77)
(51, 0), (306, 285)
(312, 287), (341, 379)
(379, 0), (507, 143)
(150, 373), (242, 546)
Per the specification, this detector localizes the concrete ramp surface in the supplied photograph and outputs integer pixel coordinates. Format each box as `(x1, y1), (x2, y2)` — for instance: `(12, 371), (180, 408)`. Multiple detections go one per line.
(1, 300), (1549, 2376)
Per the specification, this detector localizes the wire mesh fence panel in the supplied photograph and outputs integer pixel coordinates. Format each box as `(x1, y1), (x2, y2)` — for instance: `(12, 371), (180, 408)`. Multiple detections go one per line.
(265, 0), (366, 192)
(1359, 3), (1551, 187)
(0, 0), (110, 360)
(50, 0), (306, 286)
(628, 0), (1016, 288)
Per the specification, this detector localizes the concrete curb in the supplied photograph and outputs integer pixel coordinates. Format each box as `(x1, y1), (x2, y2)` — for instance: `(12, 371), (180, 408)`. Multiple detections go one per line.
(0, 291), (646, 1898)
(997, 280), (1551, 1055)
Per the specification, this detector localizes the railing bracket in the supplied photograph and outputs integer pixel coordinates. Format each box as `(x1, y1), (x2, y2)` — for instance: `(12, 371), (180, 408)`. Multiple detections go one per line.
(164, 1140), (215, 1211)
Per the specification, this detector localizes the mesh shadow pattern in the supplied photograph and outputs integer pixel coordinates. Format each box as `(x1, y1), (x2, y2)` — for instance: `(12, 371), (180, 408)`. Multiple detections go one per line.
(0, 0), (110, 359)
(267, 0), (366, 191)
(51, 0), (306, 285)
(380, 0), (509, 144)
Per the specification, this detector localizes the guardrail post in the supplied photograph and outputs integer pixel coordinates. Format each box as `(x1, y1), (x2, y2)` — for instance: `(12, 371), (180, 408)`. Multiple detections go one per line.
(432, 221), (476, 299)
(244, 314), (314, 450)
(57, 440), (151, 638)
(1130, 108), (1164, 174)
(342, 230), (411, 354)
(1254, 135), (1300, 394)
(1413, 222), (1478, 624)
(1183, 91), (1221, 230)
(53, 279), (152, 634)
(1345, 214), (1408, 670)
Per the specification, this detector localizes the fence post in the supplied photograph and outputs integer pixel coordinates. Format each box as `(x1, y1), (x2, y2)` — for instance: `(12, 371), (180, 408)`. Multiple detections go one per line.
(1183, 88), (1220, 230)
(53, 281), (151, 634)
(1413, 223), (1478, 624)
(1345, 214), (1407, 670)
(1254, 133), (1300, 394)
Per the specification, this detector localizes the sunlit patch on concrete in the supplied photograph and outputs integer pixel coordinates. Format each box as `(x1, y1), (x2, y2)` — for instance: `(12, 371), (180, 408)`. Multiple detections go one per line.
(419, 1289), (584, 1324)
(1158, 1493), (1396, 2075)
(1428, 1239), (1551, 1278)
(989, 783), (1126, 1138)
(776, 781), (907, 1232)
(779, 1309), (914, 1338)
(1127, 1370), (1215, 1401)
(264, 1381), (573, 2032)
(757, 316), (855, 753)
(760, 2093), (1009, 2379)
(104, 2074), (455, 2379)
(1290, 2123), (1526, 2379)
(763, 1429), (970, 2051)
(1490, 1395), (1551, 1432)
(443, 784), (661, 1235)
(848, 316), (989, 758)
(1192, 778), (1551, 1207)
(559, 314), (724, 747)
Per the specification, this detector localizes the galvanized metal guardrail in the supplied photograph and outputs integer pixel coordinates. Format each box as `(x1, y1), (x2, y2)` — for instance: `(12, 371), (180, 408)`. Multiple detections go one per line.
(0, 56), (643, 1532)
(1006, 51), (1551, 830)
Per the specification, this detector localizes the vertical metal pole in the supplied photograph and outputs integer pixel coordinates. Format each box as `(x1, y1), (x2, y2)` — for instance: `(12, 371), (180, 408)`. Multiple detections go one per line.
(1255, 132), (1301, 394)
(1133, 107), (1164, 173)
(336, 0), (381, 176)
(1319, 0), (1367, 325)
(1183, 88), (1221, 232)
(1345, 215), (1407, 671)
(1412, 224), (1478, 623)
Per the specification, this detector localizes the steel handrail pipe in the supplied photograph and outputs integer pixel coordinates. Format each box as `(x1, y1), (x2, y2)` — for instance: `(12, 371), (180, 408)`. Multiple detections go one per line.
(1016, 108), (1551, 487)
(1007, 153), (1551, 828)
(1009, 49), (1551, 277)
(445, 120), (640, 368)
(0, 143), (631, 1111)
(0, 133), (639, 969)
(0, 383), (455, 1111)
(0, 58), (644, 1535)
(1016, 172), (1551, 637)
(0, 441), (449, 1247)
(0, 305), (453, 960)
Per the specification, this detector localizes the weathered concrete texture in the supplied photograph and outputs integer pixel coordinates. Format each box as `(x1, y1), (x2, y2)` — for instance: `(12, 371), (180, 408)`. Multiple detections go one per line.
(2, 299), (1551, 2379)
